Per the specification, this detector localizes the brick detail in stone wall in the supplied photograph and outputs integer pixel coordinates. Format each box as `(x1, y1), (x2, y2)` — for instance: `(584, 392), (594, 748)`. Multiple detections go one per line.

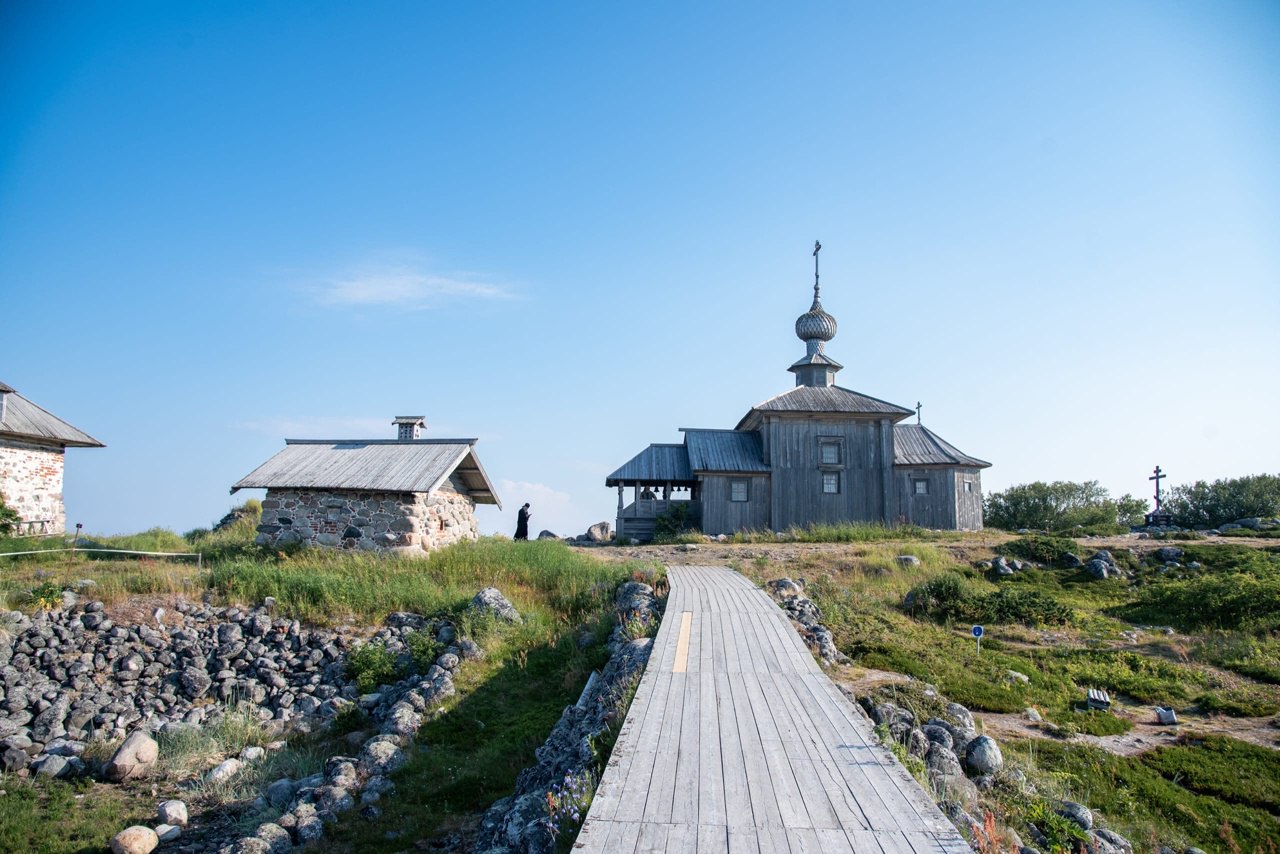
(255, 481), (479, 555)
(0, 438), (66, 533)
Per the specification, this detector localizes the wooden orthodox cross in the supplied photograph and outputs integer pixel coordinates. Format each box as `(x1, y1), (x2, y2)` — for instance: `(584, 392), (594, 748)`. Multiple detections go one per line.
(916, 402), (922, 425)
(1149, 466), (1166, 511)
(813, 240), (822, 291)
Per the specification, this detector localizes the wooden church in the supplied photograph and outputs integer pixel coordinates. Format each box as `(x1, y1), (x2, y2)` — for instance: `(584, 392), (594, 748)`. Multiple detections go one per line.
(606, 245), (990, 541)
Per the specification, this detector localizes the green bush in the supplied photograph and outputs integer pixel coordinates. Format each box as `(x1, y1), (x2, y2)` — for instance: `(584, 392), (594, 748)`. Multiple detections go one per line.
(1000, 535), (1079, 566)
(0, 493), (19, 538)
(1163, 474), (1280, 529)
(652, 503), (695, 542)
(984, 480), (1147, 531)
(905, 574), (1072, 626)
(347, 640), (398, 693)
(405, 630), (443, 671)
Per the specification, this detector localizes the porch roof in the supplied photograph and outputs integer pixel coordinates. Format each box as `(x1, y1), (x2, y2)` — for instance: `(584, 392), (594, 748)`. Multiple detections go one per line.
(605, 444), (695, 486)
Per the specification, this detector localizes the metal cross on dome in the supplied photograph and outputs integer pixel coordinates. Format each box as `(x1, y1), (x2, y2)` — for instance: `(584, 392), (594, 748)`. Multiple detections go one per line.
(813, 240), (822, 295)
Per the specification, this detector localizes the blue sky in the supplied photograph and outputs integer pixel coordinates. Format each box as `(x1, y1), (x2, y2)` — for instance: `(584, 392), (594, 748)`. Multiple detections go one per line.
(2, 1), (1277, 538)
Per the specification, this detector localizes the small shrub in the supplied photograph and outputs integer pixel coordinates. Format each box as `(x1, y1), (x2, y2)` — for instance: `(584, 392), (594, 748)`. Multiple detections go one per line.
(28, 581), (64, 611)
(405, 630), (443, 672)
(347, 640), (398, 693)
(652, 504), (695, 542)
(1000, 535), (1079, 565)
(0, 493), (19, 538)
(1021, 797), (1092, 853)
(906, 574), (1072, 627)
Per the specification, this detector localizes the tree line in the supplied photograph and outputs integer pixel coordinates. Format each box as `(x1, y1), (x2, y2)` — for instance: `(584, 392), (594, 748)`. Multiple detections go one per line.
(983, 474), (1280, 532)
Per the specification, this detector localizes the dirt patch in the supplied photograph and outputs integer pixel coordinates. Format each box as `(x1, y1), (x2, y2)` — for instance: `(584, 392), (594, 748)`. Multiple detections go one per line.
(980, 707), (1280, 756)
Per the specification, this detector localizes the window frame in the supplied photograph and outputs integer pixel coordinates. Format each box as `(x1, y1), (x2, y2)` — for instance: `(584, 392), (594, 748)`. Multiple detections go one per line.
(818, 438), (843, 466)
(729, 478), (749, 503)
(912, 478), (930, 496)
(822, 471), (841, 495)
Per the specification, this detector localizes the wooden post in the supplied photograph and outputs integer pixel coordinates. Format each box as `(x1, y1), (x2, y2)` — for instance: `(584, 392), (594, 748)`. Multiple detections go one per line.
(664, 482), (671, 500)
(617, 484), (624, 511)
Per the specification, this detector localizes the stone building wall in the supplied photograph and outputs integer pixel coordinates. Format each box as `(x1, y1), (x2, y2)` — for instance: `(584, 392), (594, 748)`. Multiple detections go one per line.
(255, 474), (479, 555)
(0, 437), (66, 533)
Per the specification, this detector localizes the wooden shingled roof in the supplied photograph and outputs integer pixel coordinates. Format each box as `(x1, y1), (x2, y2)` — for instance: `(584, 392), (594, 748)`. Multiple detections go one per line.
(736, 384), (914, 430)
(232, 439), (501, 505)
(0, 382), (104, 448)
(893, 424), (991, 468)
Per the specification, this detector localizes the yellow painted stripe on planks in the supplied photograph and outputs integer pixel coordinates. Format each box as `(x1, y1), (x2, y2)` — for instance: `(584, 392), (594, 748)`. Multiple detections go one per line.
(673, 611), (693, 673)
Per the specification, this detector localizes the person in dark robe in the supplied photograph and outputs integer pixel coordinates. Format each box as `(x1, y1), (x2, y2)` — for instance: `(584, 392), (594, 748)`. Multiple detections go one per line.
(515, 503), (531, 540)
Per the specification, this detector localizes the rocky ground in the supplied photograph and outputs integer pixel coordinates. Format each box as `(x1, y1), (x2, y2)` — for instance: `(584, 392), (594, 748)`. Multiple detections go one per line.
(0, 585), (528, 854)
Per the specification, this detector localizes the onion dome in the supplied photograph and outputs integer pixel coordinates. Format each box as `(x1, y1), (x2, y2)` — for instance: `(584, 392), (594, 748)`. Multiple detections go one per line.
(795, 287), (837, 347)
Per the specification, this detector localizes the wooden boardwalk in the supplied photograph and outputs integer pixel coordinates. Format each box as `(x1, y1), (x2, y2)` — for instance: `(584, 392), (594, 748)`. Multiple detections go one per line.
(576, 565), (968, 854)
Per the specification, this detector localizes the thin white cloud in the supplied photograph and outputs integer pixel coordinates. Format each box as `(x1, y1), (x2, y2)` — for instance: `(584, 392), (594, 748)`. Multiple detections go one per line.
(313, 263), (515, 308)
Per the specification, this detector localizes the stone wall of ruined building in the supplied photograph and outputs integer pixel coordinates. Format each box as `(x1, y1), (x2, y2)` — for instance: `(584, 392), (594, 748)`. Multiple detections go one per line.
(0, 438), (66, 534)
(255, 477), (478, 555)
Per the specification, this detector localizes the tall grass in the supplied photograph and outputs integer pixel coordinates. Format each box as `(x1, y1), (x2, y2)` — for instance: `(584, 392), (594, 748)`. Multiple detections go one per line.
(0, 558), (199, 610)
(205, 538), (639, 625)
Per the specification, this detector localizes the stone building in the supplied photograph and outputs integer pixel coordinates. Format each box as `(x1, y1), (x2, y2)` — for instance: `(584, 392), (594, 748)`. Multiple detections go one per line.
(0, 381), (104, 534)
(606, 247), (991, 540)
(232, 416), (500, 555)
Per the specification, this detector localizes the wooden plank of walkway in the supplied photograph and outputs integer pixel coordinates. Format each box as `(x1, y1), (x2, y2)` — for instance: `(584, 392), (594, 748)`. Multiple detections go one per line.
(577, 565), (966, 854)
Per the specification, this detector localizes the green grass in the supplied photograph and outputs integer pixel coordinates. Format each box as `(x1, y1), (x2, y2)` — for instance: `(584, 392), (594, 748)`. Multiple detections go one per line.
(206, 538), (640, 625)
(0, 777), (157, 854)
(723, 522), (959, 543)
(1002, 739), (1280, 854)
(326, 608), (621, 851)
(1138, 735), (1280, 814)
(1193, 632), (1280, 684)
(1115, 571), (1280, 633)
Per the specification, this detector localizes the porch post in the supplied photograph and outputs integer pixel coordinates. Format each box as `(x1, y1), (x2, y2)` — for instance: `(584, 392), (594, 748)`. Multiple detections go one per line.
(617, 484), (624, 511)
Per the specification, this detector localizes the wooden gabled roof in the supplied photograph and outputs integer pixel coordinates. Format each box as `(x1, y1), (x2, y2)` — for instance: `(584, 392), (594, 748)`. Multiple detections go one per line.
(893, 424), (990, 468)
(0, 382), (104, 448)
(232, 439), (501, 506)
(736, 385), (914, 430)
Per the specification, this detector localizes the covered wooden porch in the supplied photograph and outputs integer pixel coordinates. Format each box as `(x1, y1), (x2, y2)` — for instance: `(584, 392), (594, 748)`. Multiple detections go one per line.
(606, 443), (701, 542)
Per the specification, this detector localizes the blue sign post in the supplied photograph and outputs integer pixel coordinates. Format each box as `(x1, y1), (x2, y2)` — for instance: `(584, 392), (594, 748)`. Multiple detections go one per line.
(972, 624), (984, 654)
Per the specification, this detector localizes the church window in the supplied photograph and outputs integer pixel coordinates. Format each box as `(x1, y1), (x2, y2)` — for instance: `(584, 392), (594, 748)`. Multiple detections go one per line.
(822, 472), (840, 494)
(913, 479), (930, 496)
(818, 439), (842, 465)
(730, 479), (749, 502)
